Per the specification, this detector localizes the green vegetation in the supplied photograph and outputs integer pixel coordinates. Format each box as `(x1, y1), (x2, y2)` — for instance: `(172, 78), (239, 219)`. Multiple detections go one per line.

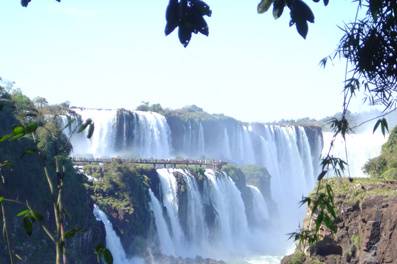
(166, 104), (234, 122)
(364, 126), (397, 179)
(289, 251), (306, 264)
(0, 83), (103, 264)
(317, 178), (397, 205)
(89, 162), (152, 216)
(351, 233), (361, 249)
(240, 165), (271, 187)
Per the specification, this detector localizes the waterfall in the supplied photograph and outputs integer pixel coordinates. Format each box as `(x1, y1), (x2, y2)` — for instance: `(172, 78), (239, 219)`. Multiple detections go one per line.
(148, 190), (175, 256)
(247, 185), (269, 225)
(68, 107), (325, 259)
(156, 168), (187, 256)
(322, 131), (387, 178)
(67, 108), (171, 158)
(93, 205), (144, 264)
(148, 168), (277, 259)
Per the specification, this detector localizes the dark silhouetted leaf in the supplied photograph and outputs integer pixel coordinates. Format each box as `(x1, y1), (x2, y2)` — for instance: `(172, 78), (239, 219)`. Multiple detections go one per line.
(273, 0), (285, 19)
(78, 118), (92, 133)
(257, 0), (274, 14)
(87, 123), (95, 139)
(178, 25), (192, 47)
(21, 0), (32, 7)
(317, 170), (327, 181)
(373, 118), (389, 136)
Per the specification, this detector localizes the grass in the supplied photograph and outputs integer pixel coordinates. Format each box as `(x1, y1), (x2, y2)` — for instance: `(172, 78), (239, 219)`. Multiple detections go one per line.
(319, 177), (397, 205)
(351, 233), (361, 249)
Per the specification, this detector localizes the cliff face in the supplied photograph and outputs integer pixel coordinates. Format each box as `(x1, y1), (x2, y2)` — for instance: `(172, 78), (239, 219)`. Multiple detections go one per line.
(282, 179), (397, 264)
(0, 94), (105, 263)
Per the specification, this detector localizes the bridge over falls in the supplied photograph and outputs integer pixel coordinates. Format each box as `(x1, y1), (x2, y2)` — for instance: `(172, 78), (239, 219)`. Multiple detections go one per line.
(71, 157), (228, 169)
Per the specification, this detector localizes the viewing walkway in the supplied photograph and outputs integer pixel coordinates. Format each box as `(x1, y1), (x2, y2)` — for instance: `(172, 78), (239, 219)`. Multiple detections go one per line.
(71, 157), (228, 169)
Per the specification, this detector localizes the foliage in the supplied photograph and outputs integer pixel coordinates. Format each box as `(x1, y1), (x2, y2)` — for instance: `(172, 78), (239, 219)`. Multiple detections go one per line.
(338, 0), (397, 110)
(136, 102), (166, 114)
(290, 251), (306, 264)
(165, 0), (212, 47)
(95, 244), (113, 264)
(364, 126), (397, 179)
(20, 0), (333, 46)
(0, 88), (106, 263)
(90, 162), (152, 224)
(351, 233), (361, 249)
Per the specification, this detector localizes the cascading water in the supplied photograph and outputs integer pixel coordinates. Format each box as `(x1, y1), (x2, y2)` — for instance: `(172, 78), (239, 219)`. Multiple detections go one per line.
(322, 131), (387, 178)
(69, 108), (326, 262)
(148, 189), (176, 256)
(146, 168), (285, 261)
(93, 204), (144, 264)
(67, 108), (171, 158)
(247, 185), (269, 226)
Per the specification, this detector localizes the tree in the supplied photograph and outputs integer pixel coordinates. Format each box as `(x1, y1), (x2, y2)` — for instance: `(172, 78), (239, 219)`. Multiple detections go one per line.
(33, 97), (48, 109)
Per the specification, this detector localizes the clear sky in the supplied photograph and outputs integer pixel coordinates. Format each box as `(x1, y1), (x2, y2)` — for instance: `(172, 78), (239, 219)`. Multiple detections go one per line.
(0, 0), (365, 122)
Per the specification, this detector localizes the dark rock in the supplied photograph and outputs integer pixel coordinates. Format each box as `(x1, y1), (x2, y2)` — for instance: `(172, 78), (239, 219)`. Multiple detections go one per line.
(310, 236), (343, 257)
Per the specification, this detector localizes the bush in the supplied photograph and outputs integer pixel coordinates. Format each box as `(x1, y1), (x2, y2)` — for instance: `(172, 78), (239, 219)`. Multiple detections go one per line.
(381, 168), (397, 180)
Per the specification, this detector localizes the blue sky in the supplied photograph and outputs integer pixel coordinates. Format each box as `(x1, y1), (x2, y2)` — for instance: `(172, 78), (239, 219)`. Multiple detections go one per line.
(0, 0), (365, 122)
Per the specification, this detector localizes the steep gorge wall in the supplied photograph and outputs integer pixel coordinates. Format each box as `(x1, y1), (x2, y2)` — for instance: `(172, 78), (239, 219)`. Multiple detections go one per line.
(86, 162), (273, 260)
(0, 101), (104, 263)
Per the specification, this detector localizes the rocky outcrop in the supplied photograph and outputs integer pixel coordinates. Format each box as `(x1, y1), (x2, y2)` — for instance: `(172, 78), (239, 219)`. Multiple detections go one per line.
(282, 179), (397, 264)
(147, 254), (227, 264)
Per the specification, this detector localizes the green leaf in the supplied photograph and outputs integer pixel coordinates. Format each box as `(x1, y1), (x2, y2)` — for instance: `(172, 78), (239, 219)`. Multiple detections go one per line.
(0, 133), (13, 142)
(325, 184), (334, 201)
(21, 147), (38, 158)
(0, 160), (13, 168)
(24, 122), (39, 134)
(12, 125), (25, 135)
(64, 227), (83, 239)
(0, 196), (4, 203)
(17, 209), (43, 221)
(95, 244), (113, 264)
(323, 213), (337, 233)
(325, 199), (337, 219)
(17, 209), (31, 217)
(315, 211), (324, 232)
(22, 218), (33, 236)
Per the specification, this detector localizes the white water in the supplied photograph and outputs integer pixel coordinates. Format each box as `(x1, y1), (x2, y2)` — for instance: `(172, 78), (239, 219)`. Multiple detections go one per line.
(322, 131), (387, 178)
(148, 190), (175, 256)
(67, 109), (325, 262)
(247, 185), (269, 225)
(93, 205), (144, 264)
(68, 108), (171, 158)
(147, 168), (281, 260)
